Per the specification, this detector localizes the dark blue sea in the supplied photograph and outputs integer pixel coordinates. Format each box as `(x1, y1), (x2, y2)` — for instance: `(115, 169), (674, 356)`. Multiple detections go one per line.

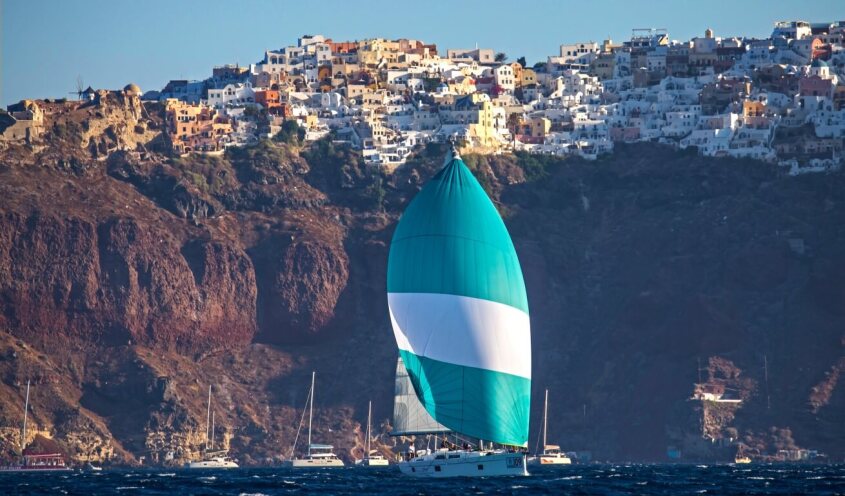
(2, 464), (843, 495)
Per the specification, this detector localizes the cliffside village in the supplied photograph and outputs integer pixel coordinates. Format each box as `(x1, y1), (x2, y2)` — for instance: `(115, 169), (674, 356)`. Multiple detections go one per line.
(3, 21), (845, 175)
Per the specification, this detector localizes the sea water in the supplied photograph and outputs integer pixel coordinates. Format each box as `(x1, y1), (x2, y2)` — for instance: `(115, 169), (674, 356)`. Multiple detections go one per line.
(1, 463), (843, 495)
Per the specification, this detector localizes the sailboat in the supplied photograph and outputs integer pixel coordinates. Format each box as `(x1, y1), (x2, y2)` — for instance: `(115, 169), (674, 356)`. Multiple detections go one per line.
(286, 372), (344, 468)
(386, 144), (531, 477)
(528, 389), (571, 465)
(0, 380), (71, 472)
(185, 386), (238, 469)
(355, 401), (389, 467)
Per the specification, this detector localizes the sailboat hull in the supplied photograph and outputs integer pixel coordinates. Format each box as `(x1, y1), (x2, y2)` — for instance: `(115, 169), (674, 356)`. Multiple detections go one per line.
(398, 450), (527, 478)
(287, 457), (345, 468)
(185, 460), (239, 469)
(528, 454), (572, 465)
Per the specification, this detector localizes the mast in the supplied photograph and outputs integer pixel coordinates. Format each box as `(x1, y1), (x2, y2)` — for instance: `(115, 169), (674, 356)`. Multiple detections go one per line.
(21, 380), (30, 454)
(205, 385), (212, 450)
(307, 371), (315, 451)
(211, 411), (215, 451)
(366, 400), (372, 458)
(543, 389), (549, 453)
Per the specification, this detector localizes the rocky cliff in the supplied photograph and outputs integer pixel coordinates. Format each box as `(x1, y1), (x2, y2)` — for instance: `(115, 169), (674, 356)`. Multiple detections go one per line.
(0, 99), (842, 465)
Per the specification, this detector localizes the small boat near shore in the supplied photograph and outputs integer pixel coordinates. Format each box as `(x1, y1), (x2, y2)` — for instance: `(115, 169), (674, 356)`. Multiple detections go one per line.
(285, 372), (344, 468)
(355, 401), (389, 467)
(185, 385), (239, 469)
(1, 380), (71, 472)
(528, 389), (572, 466)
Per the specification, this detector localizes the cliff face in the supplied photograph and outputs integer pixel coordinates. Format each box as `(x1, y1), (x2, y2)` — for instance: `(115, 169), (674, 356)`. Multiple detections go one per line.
(0, 99), (842, 465)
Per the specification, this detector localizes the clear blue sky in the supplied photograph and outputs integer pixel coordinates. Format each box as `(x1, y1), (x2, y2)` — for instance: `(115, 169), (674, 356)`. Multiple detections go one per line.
(2, 0), (841, 105)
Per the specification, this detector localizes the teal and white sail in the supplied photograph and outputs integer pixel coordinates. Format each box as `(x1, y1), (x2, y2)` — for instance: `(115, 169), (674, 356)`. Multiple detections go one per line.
(387, 147), (531, 447)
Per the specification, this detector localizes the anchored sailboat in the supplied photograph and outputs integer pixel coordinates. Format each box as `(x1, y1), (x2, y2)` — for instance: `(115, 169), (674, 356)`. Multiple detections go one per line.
(387, 144), (531, 477)
(355, 400), (389, 467)
(528, 389), (571, 465)
(185, 385), (238, 469)
(0, 380), (71, 472)
(286, 372), (344, 468)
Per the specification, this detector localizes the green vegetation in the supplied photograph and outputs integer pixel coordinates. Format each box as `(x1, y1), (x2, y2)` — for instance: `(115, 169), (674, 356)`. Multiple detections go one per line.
(366, 173), (387, 211)
(273, 119), (305, 146)
(513, 150), (563, 181)
(460, 154), (494, 197)
(172, 153), (230, 195)
(423, 77), (442, 93)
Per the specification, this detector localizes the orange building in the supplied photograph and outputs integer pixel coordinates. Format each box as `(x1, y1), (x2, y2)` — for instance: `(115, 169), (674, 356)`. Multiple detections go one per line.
(165, 99), (233, 154)
(328, 40), (358, 54)
(742, 100), (766, 117)
(255, 89), (281, 109)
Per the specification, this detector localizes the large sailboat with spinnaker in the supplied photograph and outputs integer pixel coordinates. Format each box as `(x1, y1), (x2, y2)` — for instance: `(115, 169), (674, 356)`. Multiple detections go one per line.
(386, 144), (532, 477)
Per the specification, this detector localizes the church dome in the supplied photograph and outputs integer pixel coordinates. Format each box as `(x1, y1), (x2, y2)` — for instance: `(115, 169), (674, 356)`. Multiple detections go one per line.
(123, 83), (142, 96)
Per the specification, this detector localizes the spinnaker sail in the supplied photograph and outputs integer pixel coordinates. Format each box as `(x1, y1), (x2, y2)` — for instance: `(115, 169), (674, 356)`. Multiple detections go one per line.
(387, 147), (531, 447)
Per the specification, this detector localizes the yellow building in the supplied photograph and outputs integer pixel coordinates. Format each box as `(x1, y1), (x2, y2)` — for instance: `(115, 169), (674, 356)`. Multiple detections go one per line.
(448, 77), (477, 95)
(520, 68), (538, 87)
(511, 62), (524, 87)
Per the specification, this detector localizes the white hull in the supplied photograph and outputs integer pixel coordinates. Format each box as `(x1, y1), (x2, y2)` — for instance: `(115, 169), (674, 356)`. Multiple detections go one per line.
(398, 450), (527, 478)
(0, 466), (72, 472)
(186, 460), (239, 469)
(528, 454), (572, 465)
(356, 457), (389, 467)
(287, 457), (345, 468)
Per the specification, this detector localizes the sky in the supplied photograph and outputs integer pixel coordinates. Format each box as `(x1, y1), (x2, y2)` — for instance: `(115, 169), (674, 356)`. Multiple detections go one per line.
(2, 0), (842, 105)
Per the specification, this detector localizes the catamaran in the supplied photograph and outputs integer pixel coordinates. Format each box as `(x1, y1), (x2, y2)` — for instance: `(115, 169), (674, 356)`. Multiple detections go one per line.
(185, 386), (239, 469)
(528, 389), (572, 466)
(0, 380), (71, 472)
(386, 144), (531, 477)
(355, 400), (389, 467)
(285, 372), (345, 468)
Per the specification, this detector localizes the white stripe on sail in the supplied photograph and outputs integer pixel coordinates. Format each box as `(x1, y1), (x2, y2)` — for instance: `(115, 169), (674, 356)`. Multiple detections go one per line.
(388, 292), (531, 379)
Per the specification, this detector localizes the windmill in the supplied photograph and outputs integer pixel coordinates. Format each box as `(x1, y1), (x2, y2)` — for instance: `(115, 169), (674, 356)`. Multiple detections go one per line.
(69, 75), (85, 100)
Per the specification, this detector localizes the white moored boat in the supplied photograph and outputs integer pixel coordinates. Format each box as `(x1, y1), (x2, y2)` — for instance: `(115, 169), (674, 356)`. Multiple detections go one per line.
(288, 444), (344, 468)
(185, 385), (239, 469)
(528, 389), (572, 466)
(1, 380), (71, 473)
(386, 145), (532, 478)
(285, 372), (345, 468)
(186, 452), (239, 469)
(355, 401), (389, 467)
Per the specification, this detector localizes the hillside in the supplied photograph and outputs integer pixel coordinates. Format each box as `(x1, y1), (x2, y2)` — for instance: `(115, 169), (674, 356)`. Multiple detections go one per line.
(0, 98), (842, 464)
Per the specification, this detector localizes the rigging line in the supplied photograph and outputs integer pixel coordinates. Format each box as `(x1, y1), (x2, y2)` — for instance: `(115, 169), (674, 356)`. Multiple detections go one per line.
(289, 384), (312, 459)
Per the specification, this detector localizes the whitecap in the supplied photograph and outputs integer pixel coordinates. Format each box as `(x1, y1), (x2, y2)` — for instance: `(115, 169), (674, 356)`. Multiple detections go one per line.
(157, 472), (176, 477)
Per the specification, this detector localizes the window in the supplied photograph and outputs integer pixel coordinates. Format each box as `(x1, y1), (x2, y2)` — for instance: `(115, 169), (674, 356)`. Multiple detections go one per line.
(434, 465), (441, 472)
(478, 464), (484, 470)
